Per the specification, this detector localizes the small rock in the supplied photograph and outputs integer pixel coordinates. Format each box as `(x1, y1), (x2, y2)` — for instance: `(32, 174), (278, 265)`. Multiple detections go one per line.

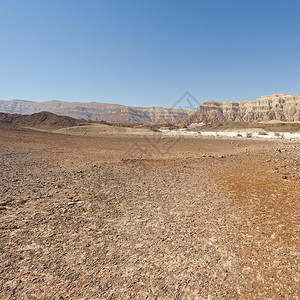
(68, 201), (83, 205)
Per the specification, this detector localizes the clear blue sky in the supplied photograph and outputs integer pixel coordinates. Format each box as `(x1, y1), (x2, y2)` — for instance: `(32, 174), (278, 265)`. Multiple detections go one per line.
(0, 0), (299, 107)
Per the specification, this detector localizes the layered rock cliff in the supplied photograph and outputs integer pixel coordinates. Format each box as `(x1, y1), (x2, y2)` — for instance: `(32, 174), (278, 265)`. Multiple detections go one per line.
(183, 94), (300, 124)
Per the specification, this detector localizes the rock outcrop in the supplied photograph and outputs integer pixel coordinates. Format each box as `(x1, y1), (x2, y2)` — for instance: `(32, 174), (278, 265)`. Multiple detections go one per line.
(183, 94), (300, 124)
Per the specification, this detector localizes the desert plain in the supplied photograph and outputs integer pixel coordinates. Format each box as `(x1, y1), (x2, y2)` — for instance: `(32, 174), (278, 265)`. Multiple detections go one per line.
(0, 126), (299, 299)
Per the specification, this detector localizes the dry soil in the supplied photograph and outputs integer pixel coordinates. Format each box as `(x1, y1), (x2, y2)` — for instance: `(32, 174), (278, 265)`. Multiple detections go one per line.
(0, 128), (299, 299)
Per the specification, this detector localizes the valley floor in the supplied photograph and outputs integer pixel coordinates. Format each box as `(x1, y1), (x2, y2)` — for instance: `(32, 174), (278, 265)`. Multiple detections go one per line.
(0, 128), (299, 299)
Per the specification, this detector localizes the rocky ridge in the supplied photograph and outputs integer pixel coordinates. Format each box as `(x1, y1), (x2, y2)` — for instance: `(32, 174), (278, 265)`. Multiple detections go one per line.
(0, 111), (90, 129)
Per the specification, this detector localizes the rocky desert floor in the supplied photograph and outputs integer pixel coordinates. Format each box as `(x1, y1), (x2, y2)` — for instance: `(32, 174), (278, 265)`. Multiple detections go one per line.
(0, 127), (299, 299)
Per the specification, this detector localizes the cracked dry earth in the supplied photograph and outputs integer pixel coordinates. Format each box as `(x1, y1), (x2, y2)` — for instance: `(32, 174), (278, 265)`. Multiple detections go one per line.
(0, 128), (299, 299)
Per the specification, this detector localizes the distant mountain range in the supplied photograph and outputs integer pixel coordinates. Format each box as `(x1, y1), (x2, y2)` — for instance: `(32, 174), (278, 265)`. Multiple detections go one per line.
(0, 99), (190, 124)
(0, 94), (299, 125)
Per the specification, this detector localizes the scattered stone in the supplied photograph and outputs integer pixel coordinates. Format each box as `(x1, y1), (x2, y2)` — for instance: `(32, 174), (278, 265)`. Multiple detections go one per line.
(68, 201), (83, 205)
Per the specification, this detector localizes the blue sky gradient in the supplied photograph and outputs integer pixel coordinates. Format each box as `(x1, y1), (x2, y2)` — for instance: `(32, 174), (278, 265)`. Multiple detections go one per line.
(0, 0), (299, 107)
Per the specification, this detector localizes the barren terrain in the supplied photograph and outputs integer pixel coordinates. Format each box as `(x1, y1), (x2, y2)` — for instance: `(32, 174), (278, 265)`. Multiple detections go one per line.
(0, 127), (299, 299)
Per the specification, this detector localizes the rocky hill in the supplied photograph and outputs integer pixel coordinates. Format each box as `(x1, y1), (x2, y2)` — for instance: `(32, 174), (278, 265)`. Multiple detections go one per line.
(183, 94), (300, 124)
(0, 111), (89, 129)
(0, 100), (190, 124)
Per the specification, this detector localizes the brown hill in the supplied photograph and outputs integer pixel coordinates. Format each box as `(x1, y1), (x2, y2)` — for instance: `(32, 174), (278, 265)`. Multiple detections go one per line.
(0, 111), (90, 129)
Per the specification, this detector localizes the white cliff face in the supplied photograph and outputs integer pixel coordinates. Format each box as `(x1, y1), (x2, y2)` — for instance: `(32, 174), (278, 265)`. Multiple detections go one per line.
(185, 94), (300, 124)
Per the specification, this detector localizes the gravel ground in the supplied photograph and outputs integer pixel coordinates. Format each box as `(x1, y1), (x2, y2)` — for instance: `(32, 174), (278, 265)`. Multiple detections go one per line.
(0, 128), (299, 299)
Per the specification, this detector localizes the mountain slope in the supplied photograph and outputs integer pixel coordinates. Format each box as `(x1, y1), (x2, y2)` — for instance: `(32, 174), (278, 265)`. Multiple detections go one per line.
(0, 111), (90, 129)
(183, 94), (300, 124)
(0, 100), (190, 124)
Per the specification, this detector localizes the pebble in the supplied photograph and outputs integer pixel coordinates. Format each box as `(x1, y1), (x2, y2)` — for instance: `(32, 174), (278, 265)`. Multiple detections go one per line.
(68, 201), (83, 205)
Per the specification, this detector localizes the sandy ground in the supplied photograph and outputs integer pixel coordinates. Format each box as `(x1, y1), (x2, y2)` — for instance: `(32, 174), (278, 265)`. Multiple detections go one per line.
(0, 128), (299, 299)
